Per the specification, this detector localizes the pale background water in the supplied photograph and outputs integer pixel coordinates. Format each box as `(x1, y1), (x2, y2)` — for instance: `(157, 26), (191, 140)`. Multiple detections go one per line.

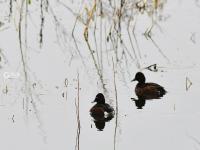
(0, 0), (200, 150)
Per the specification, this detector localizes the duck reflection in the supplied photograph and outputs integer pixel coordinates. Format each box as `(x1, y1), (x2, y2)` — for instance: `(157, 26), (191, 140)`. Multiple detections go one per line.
(131, 72), (167, 109)
(90, 93), (114, 131)
(132, 96), (164, 109)
(91, 113), (114, 131)
(131, 97), (146, 109)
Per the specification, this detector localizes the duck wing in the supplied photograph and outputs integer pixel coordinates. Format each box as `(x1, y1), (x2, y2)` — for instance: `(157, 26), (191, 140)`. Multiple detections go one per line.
(147, 83), (166, 94)
(104, 103), (114, 113)
(136, 83), (166, 99)
(90, 104), (105, 117)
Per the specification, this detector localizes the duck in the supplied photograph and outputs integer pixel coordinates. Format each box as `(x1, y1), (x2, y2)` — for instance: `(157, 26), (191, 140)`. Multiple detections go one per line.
(90, 93), (114, 118)
(131, 72), (166, 99)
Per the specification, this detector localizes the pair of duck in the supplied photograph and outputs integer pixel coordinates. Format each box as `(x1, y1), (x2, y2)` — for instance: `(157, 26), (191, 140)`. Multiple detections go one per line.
(90, 72), (166, 116)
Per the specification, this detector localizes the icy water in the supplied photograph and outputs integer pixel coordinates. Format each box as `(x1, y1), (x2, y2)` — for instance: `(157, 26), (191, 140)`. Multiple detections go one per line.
(1, 0), (200, 150)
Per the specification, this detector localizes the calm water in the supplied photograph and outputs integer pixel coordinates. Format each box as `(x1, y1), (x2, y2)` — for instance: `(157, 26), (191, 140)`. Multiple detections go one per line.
(0, 0), (200, 150)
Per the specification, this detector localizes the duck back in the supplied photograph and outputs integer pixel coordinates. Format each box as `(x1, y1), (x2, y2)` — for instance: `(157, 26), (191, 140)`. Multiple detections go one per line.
(104, 103), (114, 113)
(90, 104), (105, 117)
(135, 82), (166, 99)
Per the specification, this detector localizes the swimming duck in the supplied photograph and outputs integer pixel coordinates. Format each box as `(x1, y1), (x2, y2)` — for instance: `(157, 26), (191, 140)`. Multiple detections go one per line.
(132, 72), (166, 99)
(90, 93), (114, 118)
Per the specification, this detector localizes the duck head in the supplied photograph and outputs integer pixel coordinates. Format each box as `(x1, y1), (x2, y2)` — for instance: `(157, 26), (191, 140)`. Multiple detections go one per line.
(92, 93), (105, 104)
(132, 72), (146, 83)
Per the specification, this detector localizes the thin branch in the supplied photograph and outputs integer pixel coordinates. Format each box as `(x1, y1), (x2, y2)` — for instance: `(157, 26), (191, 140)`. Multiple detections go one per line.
(112, 58), (118, 150)
(39, 0), (45, 48)
(75, 73), (81, 150)
(127, 16), (140, 68)
(71, 4), (88, 68)
(9, 0), (13, 22)
(149, 36), (170, 63)
(64, 78), (68, 101)
(19, 0), (28, 82)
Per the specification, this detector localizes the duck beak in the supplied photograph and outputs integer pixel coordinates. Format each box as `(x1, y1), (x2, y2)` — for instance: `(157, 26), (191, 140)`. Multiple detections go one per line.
(91, 99), (96, 103)
(131, 78), (136, 82)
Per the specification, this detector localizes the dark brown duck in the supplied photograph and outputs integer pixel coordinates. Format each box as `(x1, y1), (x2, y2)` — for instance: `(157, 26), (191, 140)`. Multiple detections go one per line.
(132, 72), (166, 99)
(90, 93), (114, 118)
